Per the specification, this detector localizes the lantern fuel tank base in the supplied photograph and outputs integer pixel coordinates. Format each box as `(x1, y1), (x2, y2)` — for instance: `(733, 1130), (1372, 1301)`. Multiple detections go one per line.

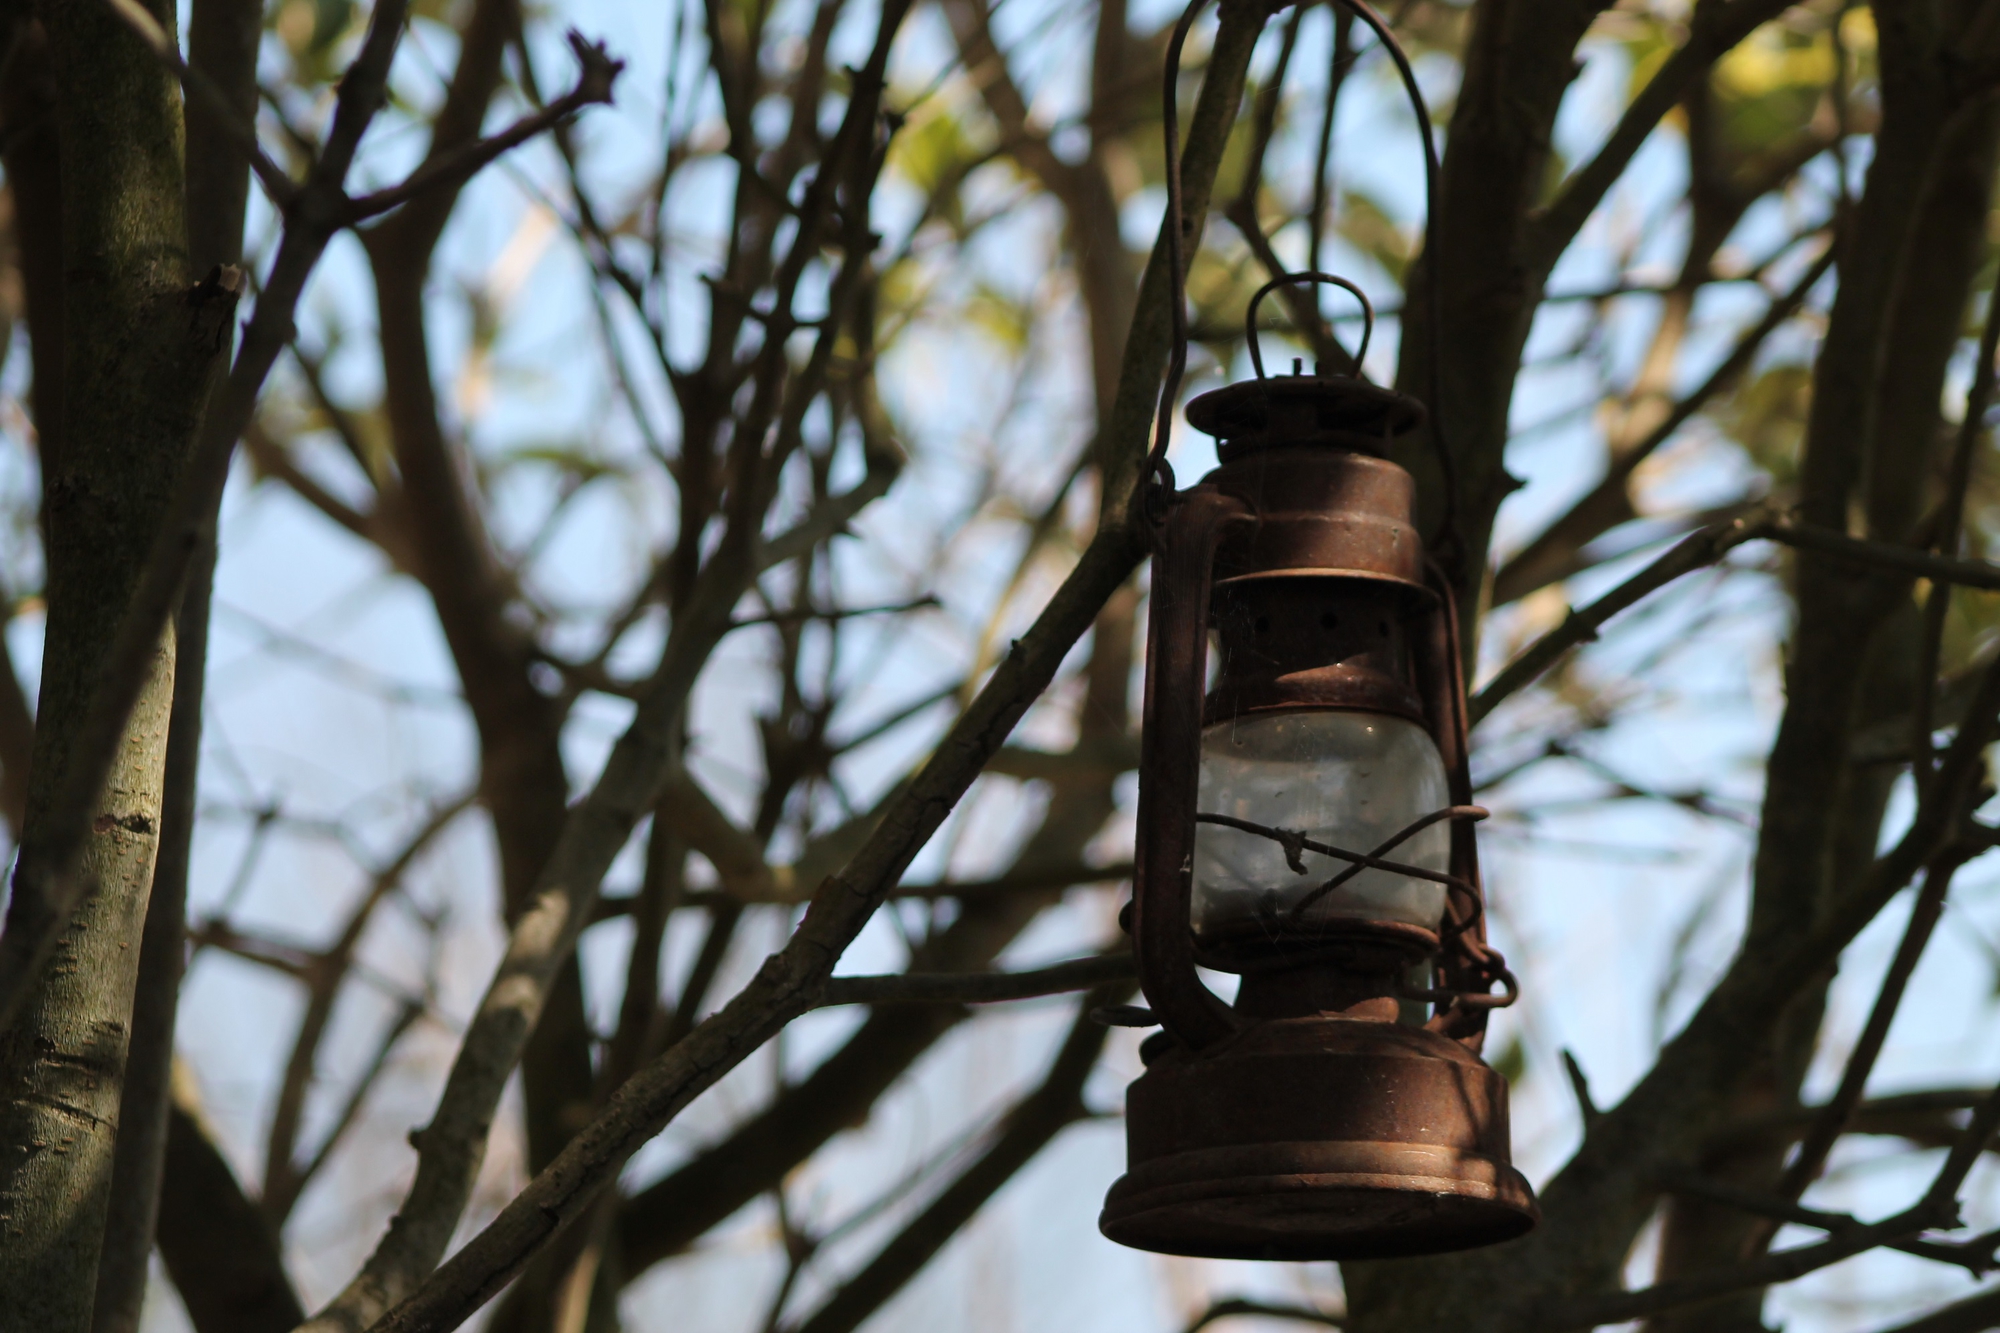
(1100, 1017), (1537, 1261)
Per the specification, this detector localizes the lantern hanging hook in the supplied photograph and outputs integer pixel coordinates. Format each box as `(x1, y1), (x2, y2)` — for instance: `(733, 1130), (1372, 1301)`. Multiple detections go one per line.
(1244, 271), (1374, 380)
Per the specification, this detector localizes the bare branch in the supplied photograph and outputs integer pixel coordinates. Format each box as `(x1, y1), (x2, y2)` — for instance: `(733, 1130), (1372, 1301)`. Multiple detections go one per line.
(1492, 244), (1833, 606)
(347, 8), (1277, 1322)
(291, 11), (924, 1330)
(1526, 0), (1799, 271)
(1664, 1170), (1993, 1272)
(754, 448), (904, 572)
(285, 1001), (424, 1212)
(1474, 511), (2000, 725)
(343, 32), (623, 223)
(1768, 855), (1962, 1213)
(1766, 522), (2000, 591)
(0, 0), (626, 1038)
(1534, 1203), (1963, 1330)
(1864, 1285), (2000, 1333)
(1474, 515), (1764, 722)
(816, 953), (1134, 1007)
(158, 1098), (306, 1333)
(783, 986), (1129, 1333)
(264, 794), (474, 1224)
(1549, 1086), (2000, 1329)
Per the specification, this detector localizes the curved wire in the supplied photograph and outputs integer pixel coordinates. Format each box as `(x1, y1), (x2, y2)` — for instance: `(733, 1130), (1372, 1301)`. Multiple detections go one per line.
(1324, 0), (1458, 563)
(1143, 0), (1212, 514)
(1245, 271), (1375, 377)
(1145, 0), (1459, 564)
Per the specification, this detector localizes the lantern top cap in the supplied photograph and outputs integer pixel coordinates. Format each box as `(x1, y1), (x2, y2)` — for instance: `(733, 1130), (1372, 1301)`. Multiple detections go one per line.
(1185, 373), (1426, 461)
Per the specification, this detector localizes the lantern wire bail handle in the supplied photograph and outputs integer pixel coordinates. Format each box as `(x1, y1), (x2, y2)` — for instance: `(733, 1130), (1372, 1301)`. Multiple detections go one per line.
(1140, 0), (1212, 524)
(1144, 0), (1460, 566)
(1245, 271), (1374, 379)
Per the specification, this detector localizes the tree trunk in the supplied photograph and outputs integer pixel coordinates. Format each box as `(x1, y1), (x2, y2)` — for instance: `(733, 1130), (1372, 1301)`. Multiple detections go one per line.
(0, 2), (232, 1327)
(89, 0), (261, 1326)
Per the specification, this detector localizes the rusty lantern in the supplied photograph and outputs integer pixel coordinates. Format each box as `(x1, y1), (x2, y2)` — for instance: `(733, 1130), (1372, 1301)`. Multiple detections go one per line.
(1098, 276), (1538, 1262)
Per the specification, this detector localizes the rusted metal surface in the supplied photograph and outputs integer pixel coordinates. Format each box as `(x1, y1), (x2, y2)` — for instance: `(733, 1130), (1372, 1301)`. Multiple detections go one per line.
(1207, 446), (1428, 589)
(1112, 367), (1534, 1260)
(1132, 488), (1254, 1051)
(1206, 578), (1426, 725)
(1416, 564), (1519, 1043)
(1101, 1017), (1537, 1260)
(1185, 374), (1424, 458)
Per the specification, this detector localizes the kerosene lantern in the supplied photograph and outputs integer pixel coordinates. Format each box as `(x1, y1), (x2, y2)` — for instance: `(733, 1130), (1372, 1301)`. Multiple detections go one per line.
(1099, 275), (1538, 1261)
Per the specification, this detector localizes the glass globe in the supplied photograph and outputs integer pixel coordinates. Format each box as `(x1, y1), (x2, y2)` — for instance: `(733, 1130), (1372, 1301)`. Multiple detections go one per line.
(1191, 710), (1450, 950)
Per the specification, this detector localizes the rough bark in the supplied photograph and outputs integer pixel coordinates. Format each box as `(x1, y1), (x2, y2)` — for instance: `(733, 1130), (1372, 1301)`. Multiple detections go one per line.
(90, 0), (263, 1327)
(0, 0), (233, 1327)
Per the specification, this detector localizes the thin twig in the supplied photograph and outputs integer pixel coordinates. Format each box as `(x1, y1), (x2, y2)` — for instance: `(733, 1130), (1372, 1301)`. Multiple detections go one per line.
(1664, 1169), (1993, 1272)
(1768, 522), (2000, 591)
(816, 953), (1134, 1007)
(287, 1000), (425, 1208)
(1474, 516), (1770, 724)
(594, 861), (1136, 916)
(1769, 854), (1963, 1211)
(1475, 513), (2000, 725)
(1534, 1205), (1966, 1330)
(354, 7), (1273, 1323)
(343, 32), (623, 222)
(1914, 269), (2000, 784)
(299, 12), (925, 1331)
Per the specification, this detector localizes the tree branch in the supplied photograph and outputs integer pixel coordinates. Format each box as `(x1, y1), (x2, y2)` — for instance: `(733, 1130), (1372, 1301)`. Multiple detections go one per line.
(343, 32), (622, 223)
(782, 985), (1128, 1333)
(158, 1097), (305, 1333)
(1563, 1083), (2000, 1329)
(816, 953), (1134, 1007)
(99, 0), (298, 208)
(1768, 854), (1963, 1211)
(1473, 515), (1770, 724)
(294, 12), (919, 1331)
(1491, 244), (1833, 606)
(1526, 0), (1799, 271)
(1865, 1285), (2000, 1333)
(1474, 512), (2000, 725)
(353, 13), (1278, 1324)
